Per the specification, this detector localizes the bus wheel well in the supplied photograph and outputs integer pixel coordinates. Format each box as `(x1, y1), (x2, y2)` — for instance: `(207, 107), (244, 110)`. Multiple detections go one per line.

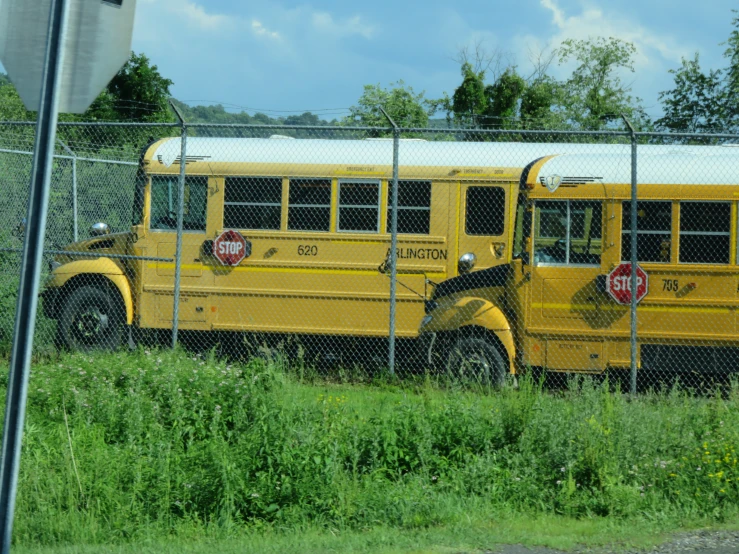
(53, 275), (125, 320)
(432, 325), (510, 371)
(457, 325), (509, 362)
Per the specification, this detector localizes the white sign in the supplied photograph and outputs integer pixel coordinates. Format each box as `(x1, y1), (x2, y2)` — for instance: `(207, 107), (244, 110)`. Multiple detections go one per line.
(0, 0), (137, 113)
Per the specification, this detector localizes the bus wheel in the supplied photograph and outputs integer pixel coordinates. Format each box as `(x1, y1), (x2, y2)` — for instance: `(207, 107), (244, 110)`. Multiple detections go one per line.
(446, 336), (507, 388)
(57, 286), (123, 351)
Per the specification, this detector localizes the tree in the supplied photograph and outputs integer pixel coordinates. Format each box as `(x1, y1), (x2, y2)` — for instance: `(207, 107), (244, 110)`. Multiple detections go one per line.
(723, 10), (739, 130)
(344, 81), (432, 129)
(520, 76), (563, 129)
(85, 52), (174, 122)
(481, 69), (526, 129)
(555, 37), (648, 130)
(450, 63), (487, 127)
(0, 76), (32, 121)
(655, 54), (725, 134)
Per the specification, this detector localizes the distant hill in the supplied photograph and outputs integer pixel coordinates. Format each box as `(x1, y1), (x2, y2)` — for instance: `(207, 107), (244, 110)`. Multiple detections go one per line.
(169, 99), (340, 127)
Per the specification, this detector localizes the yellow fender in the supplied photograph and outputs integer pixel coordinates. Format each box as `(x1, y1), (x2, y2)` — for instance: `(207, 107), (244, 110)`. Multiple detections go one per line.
(424, 295), (516, 372)
(47, 258), (134, 325)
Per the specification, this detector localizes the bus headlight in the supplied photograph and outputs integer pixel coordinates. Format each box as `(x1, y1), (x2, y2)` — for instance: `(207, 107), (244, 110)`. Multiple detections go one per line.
(458, 252), (476, 274)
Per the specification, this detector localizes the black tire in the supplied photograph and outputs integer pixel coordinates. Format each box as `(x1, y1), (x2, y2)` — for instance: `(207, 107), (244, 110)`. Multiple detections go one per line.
(57, 285), (123, 351)
(446, 336), (507, 388)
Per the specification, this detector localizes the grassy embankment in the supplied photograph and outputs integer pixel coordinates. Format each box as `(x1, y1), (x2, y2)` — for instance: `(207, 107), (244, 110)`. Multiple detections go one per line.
(2, 349), (738, 553)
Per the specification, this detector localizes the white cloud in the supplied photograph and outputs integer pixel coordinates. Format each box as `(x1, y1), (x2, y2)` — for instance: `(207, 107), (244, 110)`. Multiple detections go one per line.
(311, 11), (375, 39)
(251, 19), (281, 40)
(540, 0), (566, 29)
(180, 1), (229, 30)
(537, 0), (689, 66)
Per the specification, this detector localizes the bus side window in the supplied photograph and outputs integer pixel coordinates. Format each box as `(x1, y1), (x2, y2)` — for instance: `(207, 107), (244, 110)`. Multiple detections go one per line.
(679, 201), (731, 264)
(465, 187), (505, 236)
(288, 178), (331, 232)
(512, 199), (528, 258)
(533, 200), (602, 266)
(622, 201), (672, 263)
(338, 180), (380, 233)
(224, 177), (282, 231)
(386, 180), (431, 234)
(150, 175), (208, 231)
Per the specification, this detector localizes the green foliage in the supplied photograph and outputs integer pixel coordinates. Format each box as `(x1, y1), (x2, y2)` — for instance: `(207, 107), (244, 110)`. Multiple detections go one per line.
(1, 52), (173, 123)
(0, 77), (33, 121)
(450, 63), (487, 127)
(7, 350), (739, 549)
(723, 10), (739, 129)
(343, 81), (433, 129)
(655, 54), (725, 134)
(520, 77), (563, 129)
(555, 37), (648, 130)
(482, 69), (526, 129)
(86, 53), (174, 123)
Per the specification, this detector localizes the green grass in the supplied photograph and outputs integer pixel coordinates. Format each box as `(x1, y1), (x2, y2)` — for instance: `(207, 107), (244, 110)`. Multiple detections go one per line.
(16, 515), (739, 554)
(3, 349), (739, 551)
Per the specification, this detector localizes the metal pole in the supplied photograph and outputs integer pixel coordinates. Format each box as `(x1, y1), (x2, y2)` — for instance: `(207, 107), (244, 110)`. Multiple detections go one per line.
(379, 107), (399, 376)
(170, 101), (187, 348)
(0, 0), (70, 551)
(622, 115), (638, 395)
(57, 139), (77, 242)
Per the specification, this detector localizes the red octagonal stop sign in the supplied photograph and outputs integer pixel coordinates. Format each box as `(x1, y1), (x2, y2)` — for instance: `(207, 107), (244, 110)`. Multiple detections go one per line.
(607, 262), (648, 305)
(213, 230), (250, 266)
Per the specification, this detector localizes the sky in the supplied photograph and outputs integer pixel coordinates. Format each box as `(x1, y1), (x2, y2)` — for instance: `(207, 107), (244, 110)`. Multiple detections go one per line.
(5, 0), (739, 121)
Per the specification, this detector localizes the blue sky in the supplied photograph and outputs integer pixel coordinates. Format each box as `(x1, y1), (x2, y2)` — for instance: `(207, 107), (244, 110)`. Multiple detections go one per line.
(7, 0), (739, 120)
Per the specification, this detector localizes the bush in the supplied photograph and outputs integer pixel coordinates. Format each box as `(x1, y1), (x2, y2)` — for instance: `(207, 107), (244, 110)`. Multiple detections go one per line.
(6, 350), (739, 547)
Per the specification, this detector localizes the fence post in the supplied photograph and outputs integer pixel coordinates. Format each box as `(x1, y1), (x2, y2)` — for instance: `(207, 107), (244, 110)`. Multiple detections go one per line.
(57, 139), (77, 242)
(0, 0), (71, 551)
(170, 102), (187, 348)
(380, 107), (400, 376)
(622, 115), (639, 395)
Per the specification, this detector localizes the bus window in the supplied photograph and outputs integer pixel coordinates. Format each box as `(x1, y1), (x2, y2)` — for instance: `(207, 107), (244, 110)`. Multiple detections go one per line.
(288, 178), (331, 232)
(534, 200), (602, 266)
(224, 177), (282, 231)
(150, 175), (207, 231)
(512, 200), (529, 258)
(387, 181), (431, 235)
(679, 201), (731, 264)
(338, 180), (380, 233)
(622, 201), (671, 263)
(465, 187), (505, 236)
(386, 180), (431, 234)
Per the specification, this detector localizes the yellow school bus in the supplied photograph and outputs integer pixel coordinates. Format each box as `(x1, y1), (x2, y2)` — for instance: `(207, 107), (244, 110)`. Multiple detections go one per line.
(420, 146), (739, 384)
(42, 136), (556, 361)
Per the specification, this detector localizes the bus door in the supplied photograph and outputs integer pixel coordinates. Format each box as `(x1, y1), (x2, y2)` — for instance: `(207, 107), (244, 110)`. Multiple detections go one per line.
(138, 174), (213, 329)
(457, 183), (510, 274)
(525, 199), (611, 372)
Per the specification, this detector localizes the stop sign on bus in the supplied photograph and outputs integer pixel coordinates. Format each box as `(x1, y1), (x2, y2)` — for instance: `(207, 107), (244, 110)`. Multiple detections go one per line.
(213, 230), (250, 266)
(606, 262), (648, 305)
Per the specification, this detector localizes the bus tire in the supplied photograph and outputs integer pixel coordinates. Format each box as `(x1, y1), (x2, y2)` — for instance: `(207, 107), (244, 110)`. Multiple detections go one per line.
(57, 285), (123, 351)
(446, 336), (507, 388)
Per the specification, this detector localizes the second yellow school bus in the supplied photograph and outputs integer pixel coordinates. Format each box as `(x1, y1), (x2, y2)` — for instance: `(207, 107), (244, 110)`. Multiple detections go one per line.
(420, 146), (739, 383)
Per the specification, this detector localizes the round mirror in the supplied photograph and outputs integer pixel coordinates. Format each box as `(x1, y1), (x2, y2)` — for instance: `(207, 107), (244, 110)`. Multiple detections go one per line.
(90, 222), (110, 237)
(458, 252), (476, 274)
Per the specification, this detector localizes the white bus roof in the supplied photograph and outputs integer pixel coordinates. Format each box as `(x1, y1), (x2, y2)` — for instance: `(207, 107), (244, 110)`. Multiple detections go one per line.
(149, 137), (738, 185)
(149, 137), (635, 168)
(537, 150), (739, 185)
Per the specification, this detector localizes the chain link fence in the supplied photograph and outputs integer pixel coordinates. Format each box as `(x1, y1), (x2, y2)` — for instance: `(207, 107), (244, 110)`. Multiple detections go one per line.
(2, 120), (739, 391)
